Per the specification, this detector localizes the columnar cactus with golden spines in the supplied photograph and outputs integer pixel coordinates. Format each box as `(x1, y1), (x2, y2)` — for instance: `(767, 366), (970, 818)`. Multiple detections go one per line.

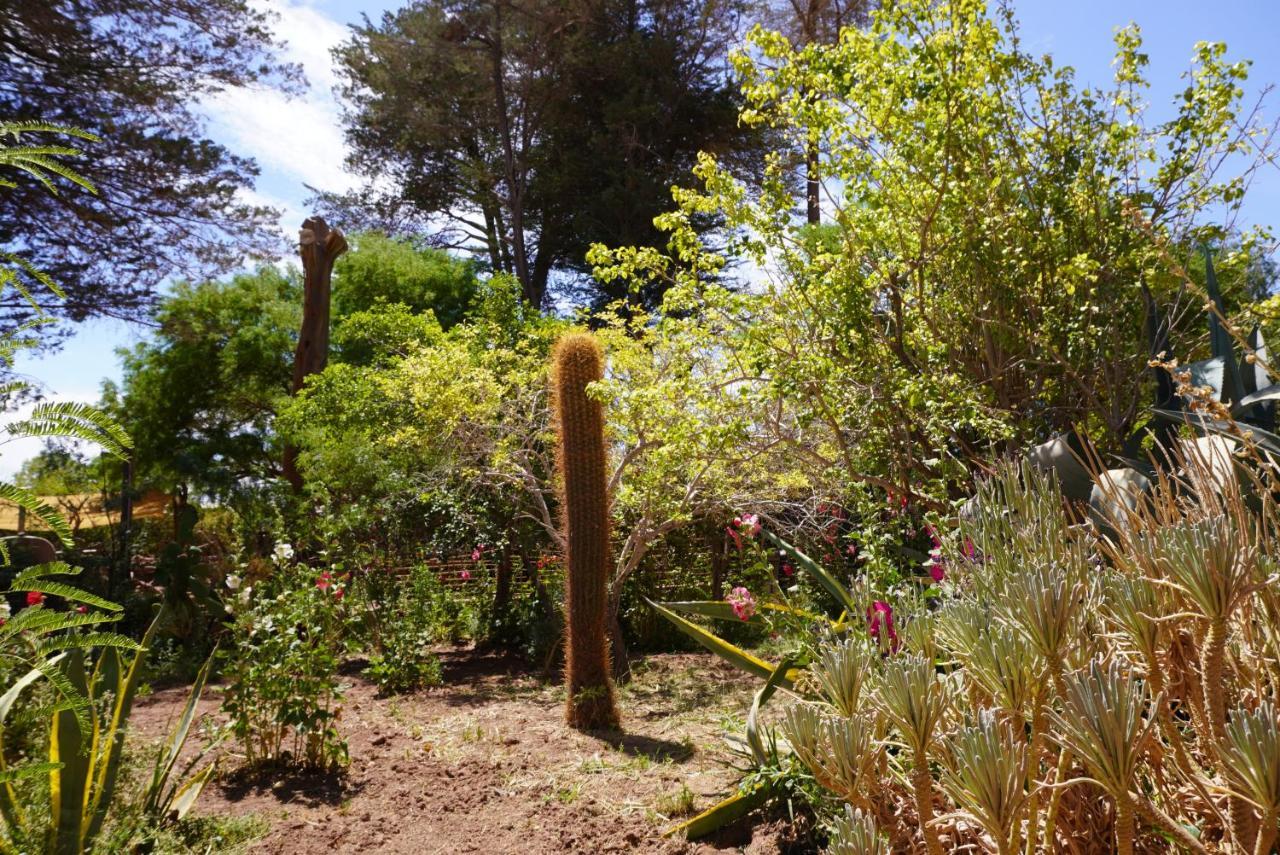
(552, 332), (620, 730)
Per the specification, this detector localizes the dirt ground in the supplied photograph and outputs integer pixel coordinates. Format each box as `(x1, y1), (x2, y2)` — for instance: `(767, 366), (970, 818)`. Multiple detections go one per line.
(129, 649), (798, 854)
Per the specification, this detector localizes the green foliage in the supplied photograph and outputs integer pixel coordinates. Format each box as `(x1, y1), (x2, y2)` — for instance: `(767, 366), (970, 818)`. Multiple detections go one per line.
(1, 0), (296, 335)
(0, 610), (158, 855)
(332, 232), (478, 328)
(331, 0), (764, 308)
(106, 267), (299, 499)
(591, 0), (1277, 521)
(219, 559), (349, 770)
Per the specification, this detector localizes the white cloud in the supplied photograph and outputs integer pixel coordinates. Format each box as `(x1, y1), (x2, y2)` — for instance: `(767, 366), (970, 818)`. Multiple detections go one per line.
(201, 0), (360, 196)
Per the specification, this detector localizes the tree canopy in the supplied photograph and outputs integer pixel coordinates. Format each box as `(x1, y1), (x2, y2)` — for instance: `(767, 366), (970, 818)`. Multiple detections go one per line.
(0, 0), (296, 339)
(331, 0), (764, 310)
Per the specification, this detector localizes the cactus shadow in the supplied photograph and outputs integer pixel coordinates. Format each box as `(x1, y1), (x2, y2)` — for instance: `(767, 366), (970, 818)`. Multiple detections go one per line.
(592, 731), (695, 763)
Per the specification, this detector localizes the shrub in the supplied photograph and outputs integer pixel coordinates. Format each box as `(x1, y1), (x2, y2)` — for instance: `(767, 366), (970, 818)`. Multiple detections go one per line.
(219, 554), (349, 770)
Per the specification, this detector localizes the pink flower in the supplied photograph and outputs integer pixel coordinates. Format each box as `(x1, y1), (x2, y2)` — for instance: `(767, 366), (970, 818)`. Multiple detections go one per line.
(76, 605), (88, 614)
(726, 525), (743, 551)
(929, 562), (946, 583)
(316, 572), (332, 591)
(471, 544), (484, 561)
(726, 586), (756, 621)
(782, 563), (794, 578)
(867, 600), (899, 651)
(25, 591), (44, 607)
(460, 569), (472, 581)
(962, 538), (982, 563)
(739, 514), (762, 536)
(845, 544), (857, 556)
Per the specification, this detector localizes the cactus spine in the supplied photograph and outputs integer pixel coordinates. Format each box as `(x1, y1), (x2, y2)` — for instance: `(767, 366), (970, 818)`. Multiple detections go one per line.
(552, 332), (620, 730)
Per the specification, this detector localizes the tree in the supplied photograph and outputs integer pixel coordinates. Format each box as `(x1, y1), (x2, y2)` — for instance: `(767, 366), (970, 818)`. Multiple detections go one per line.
(0, 0), (297, 339)
(332, 0), (761, 310)
(592, 0), (1279, 522)
(105, 236), (480, 503)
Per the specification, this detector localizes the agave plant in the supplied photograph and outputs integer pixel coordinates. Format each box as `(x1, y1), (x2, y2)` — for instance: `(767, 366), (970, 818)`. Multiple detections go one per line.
(937, 711), (1028, 855)
(825, 806), (891, 855)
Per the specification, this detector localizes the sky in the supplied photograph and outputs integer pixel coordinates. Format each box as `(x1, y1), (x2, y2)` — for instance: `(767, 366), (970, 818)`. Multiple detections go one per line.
(3, 0), (1279, 478)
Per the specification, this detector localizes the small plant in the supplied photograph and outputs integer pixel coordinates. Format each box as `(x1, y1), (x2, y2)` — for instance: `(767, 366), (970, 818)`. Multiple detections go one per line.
(219, 556), (349, 770)
(364, 623), (443, 695)
(655, 782), (697, 818)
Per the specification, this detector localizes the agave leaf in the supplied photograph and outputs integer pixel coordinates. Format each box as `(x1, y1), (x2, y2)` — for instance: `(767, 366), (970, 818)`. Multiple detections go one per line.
(648, 599), (796, 687)
(661, 600), (828, 626)
(760, 531), (857, 614)
(166, 762), (217, 822)
(1026, 434), (1094, 502)
(663, 782), (771, 839)
(746, 657), (795, 767)
(146, 649), (216, 819)
(1153, 408), (1280, 458)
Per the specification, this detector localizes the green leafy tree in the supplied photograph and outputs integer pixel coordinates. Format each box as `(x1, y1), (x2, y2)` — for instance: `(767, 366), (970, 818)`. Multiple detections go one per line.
(592, 0), (1279, 522)
(0, 0), (298, 340)
(330, 0), (764, 309)
(106, 236), (480, 503)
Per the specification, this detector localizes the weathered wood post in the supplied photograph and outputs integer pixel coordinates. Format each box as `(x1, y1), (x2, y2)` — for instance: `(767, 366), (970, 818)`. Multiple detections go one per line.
(282, 217), (348, 492)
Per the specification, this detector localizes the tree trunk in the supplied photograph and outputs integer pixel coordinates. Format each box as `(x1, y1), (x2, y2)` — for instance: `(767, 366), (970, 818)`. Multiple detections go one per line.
(806, 139), (821, 225)
(282, 217), (348, 492)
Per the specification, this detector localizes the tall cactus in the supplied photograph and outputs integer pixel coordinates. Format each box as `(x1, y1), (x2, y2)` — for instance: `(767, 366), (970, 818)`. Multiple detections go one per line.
(552, 332), (620, 730)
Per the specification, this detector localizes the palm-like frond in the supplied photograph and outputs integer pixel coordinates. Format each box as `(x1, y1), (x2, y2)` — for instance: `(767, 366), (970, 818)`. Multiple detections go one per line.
(6, 400), (132, 459)
(0, 483), (72, 546)
(938, 711), (1029, 853)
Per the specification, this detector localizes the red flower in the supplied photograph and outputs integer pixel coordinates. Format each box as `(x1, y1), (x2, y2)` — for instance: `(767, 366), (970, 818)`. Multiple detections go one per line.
(25, 591), (44, 607)
(726, 525), (743, 551)
(333, 588), (345, 600)
(867, 600), (899, 651)
(782, 563), (794, 578)
(76, 605), (88, 614)
(316, 572), (332, 591)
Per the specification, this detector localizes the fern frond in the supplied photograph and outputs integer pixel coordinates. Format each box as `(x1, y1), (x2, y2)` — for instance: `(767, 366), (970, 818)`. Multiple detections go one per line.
(7, 581), (120, 613)
(0, 483), (72, 546)
(0, 122), (100, 142)
(0, 608), (118, 642)
(38, 633), (141, 655)
(34, 657), (91, 738)
(6, 401), (131, 458)
(10, 562), (81, 586)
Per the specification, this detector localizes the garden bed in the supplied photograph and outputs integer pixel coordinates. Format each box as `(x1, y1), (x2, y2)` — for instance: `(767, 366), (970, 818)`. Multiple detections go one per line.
(129, 649), (793, 854)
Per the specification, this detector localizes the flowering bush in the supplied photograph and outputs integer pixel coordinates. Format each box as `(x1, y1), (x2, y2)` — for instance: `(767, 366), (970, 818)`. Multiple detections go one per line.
(220, 561), (349, 770)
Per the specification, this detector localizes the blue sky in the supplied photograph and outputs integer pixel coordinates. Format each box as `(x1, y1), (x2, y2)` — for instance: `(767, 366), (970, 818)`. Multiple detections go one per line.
(4, 0), (1279, 477)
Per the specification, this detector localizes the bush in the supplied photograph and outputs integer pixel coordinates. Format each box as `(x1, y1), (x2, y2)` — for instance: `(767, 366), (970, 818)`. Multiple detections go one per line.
(219, 553), (349, 770)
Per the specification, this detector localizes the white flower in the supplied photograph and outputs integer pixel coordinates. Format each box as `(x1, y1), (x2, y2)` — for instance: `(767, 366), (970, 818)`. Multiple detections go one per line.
(273, 542), (295, 563)
(0, 601), (9, 620)
(225, 573), (242, 590)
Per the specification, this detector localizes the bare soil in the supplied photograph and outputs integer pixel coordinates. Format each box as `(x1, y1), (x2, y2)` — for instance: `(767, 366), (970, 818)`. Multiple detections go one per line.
(129, 649), (798, 854)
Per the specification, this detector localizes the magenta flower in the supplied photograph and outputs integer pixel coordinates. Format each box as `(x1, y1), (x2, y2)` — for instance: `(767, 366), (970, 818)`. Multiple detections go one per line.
(726, 586), (756, 621)
(782, 563), (794, 578)
(929, 560), (946, 583)
(471, 544), (484, 562)
(867, 600), (899, 651)
(460, 569), (472, 581)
